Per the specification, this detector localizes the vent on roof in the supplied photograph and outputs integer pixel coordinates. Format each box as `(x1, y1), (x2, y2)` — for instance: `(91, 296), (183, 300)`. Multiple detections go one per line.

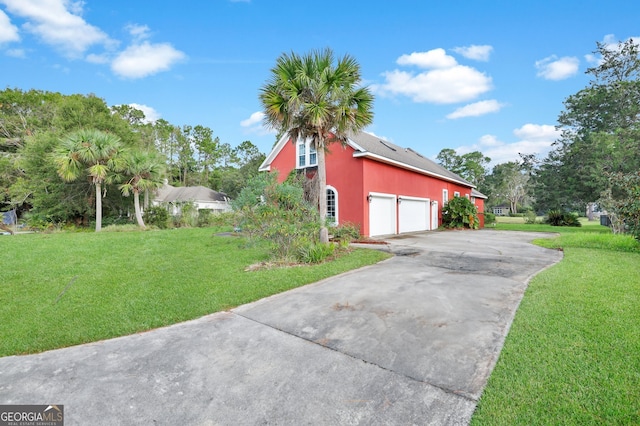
(406, 147), (424, 158)
(379, 140), (396, 151)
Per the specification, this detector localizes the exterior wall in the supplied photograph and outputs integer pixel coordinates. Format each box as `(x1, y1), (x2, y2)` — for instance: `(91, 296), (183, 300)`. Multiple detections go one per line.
(474, 198), (486, 228)
(325, 144), (364, 230)
(269, 139), (298, 183)
(266, 137), (479, 236)
(360, 158), (472, 234)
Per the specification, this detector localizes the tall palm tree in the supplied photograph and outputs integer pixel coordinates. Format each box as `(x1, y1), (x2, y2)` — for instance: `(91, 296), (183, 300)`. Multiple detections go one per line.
(260, 48), (374, 243)
(55, 129), (125, 232)
(119, 150), (166, 228)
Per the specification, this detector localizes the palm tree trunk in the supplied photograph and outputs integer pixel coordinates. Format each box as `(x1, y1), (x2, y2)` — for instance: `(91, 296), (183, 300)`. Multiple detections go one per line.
(317, 145), (329, 243)
(95, 182), (102, 232)
(133, 189), (146, 228)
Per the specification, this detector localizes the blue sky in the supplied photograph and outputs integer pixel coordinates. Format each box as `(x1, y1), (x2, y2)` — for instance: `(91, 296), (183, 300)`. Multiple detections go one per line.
(1, 0), (638, 166)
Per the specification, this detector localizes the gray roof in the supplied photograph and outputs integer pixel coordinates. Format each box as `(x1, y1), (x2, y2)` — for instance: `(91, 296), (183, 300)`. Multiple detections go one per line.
(347, 132), (475, 187)
(471, 188), (488, 199)
(154, 185), (229, 203)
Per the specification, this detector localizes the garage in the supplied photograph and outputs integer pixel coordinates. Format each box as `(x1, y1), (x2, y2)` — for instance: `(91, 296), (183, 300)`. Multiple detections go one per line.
(398, 196), (430, 233)
(368, 192), (396, 237)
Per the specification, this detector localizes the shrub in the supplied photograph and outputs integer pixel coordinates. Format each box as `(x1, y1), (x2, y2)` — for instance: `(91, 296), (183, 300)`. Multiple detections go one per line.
(442, 196), (479, 229)
(296, 240), (336, 263)
(208, 211), (237, 228)
(143, 206), (170, 229)
(177, 202), (198, 228)
(484, 212), (496, 226)
(234, 173), (321, 261)
(524, 210), (538, 224)
(331, 222), (361, 242)
(544, 210), (582, 227)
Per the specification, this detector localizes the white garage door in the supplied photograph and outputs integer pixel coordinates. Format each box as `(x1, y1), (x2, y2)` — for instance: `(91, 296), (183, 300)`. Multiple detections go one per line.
(369, 193), (396, 237)
(398, 196), (429, 233)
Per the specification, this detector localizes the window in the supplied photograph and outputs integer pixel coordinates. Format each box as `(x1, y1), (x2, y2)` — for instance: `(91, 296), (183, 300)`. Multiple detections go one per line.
(454, 191), (460, 197)
(297, 139), (317, 168)
(442, 189), (449, 204)
(465, 194), (470, 199)
(326, 186), (337, 225)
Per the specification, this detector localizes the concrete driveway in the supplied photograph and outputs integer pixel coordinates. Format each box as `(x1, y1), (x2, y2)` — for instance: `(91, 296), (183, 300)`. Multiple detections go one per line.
(0, 230), (561, 425)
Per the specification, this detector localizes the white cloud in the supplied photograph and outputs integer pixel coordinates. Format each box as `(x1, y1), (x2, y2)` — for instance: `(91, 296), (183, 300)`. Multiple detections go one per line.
(5, 47), (24, 57)
(86, 52), (109, 64)
(452, 44), (493, 61)
(128, 103), (160, 123)
(397, 49), (457, 69)
(446, 99), (504, 119)
(126, 23), (150, 42)
(240, 111), (275, 135)
(376, 65), (492, 104)
(240, 111), (264, 127)
(455, 124), (561, 165)
(535, 55), (579, 80)
(0, 9), (19, 43)
(1, 0), (112, 57)
(374, 48), (492, 104)
(111, 41), (185, 78)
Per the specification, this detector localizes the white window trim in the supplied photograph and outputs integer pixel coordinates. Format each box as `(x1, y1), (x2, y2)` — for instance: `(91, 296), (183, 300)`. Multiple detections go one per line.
(454, 191), (460, 197)
(326, 185), (338, 226)
(442, 189), (449, 205)
(296, 138), (317, 169)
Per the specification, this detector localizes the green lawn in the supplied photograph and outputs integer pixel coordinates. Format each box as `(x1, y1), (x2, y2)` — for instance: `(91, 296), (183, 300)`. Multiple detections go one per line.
(472, 227), (640, 425)
(0, 228), (389, 357)
(492, 216), (612, 234)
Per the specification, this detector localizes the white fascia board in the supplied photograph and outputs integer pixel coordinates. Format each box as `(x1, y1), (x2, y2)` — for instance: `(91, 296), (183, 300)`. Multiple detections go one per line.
(346, 137), (366, 152)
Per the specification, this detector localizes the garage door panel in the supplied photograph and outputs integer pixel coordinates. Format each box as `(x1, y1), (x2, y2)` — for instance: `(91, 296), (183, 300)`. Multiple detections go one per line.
(399, 197), (429, 233)
(369, 194), (396, 237)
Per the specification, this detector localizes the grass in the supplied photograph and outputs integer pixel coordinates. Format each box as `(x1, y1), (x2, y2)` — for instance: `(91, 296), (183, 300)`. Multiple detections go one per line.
(0, 227), (390, 357)
(472, 225), (640, 424)
(492, 216), (612, 234)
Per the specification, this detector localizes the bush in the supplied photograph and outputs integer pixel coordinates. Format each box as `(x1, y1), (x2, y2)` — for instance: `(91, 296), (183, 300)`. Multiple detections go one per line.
(295, 240), (336, 263)
(544, 210), (582, 227)
(177, 202), (198, 228)
(442, 196), (479, 229)
(208, 211), (237, 228)
(331, 222), (361, 242)
(524, 210), (538, 224)
(484, 212), (496, 225)
(143, 206), (170, 229)
(234, 173), (321, 261)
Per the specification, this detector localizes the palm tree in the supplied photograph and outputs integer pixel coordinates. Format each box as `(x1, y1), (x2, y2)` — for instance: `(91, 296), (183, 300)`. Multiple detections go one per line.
(55, 129), (125, 232)
(259, 48), (374, 242)
(119, 150), (166, 228)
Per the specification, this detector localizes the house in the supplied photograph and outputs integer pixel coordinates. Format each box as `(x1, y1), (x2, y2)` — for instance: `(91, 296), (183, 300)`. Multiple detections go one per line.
(259, 131), (487, 237)
(153, 182), (232, 215)
(492, 204), (511, 216)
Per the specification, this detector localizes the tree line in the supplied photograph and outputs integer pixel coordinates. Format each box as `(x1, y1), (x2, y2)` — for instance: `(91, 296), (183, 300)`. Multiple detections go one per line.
(0, 89), (265, 229)
(435, 40), (640, 238)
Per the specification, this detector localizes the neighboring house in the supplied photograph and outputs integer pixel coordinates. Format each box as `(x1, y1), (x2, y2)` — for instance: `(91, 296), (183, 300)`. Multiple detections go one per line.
(259, 131), (487, 237)
(153, 182), (232, 215)
(492, 205), (511, 216)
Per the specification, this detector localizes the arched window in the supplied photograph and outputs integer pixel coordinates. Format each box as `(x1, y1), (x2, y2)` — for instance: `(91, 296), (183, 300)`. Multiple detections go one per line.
(326, 186), (338, 225)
